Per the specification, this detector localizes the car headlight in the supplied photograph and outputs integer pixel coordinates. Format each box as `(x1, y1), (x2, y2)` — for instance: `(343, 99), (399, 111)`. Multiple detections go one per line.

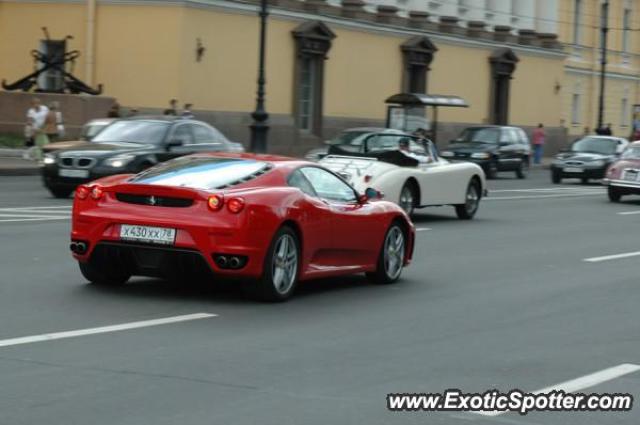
(43, 154), (56, 165)
(471, 152), (491, 159)
(440, 151), (454, 158)
(104, 154), (136, 168)
(590, 160), (605, 167)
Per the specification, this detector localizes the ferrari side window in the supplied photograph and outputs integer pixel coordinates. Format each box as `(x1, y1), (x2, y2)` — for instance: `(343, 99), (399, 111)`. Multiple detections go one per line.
(300, 167), (357, 203)
(288, 169), (317, 197)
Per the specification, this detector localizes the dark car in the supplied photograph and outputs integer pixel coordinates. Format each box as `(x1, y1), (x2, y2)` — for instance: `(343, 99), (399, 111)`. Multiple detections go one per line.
(439, 126), (531, 179)
(550, 136), (629, 184)
(42, 116), (244, 198)
(304, 127), (409, 161)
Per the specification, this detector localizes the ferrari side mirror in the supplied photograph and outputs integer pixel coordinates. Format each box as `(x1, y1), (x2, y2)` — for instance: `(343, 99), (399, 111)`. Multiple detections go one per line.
(362, 187), (383, 202)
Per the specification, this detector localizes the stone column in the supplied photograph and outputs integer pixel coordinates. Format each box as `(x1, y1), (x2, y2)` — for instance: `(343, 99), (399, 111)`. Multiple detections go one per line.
(512, 0), (535, 31)
(487, 0), (512, 28)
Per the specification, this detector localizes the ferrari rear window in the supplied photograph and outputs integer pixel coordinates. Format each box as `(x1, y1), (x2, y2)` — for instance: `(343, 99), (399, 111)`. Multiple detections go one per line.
(130, 156), (271, 190)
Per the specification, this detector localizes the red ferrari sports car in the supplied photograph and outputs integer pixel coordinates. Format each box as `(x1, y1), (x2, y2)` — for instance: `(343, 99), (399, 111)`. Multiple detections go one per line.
(70, 153), (415, 301)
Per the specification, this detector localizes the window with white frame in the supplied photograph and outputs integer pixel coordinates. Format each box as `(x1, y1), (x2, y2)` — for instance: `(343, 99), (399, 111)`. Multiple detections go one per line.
(571, 93), (581, 125)
(621, 97), (629, 127)
(622, 7), (631, 54)
(573, 0), (582, 44)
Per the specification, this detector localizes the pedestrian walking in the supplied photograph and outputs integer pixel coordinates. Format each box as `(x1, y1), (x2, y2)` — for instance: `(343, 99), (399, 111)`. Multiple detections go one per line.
(181, 103), (194, 119)
(44, 103), (60, 142)
(532, 123), (545, 165)
(26, 98), (50, 161)
(107, 102), (121, 118)
(164, 99), (178, 116)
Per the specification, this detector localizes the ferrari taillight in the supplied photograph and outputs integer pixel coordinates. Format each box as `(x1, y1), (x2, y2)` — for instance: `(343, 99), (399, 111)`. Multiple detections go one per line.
(207, 194), (224, 211)
(90, 186), (104, 200)
(227, 197), (245, 214)
(364, 175), (372, 183)
(76, 185), (90, 200)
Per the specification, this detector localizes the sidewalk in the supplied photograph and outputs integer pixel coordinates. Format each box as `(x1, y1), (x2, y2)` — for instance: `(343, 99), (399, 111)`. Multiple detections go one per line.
(0, 148), (40, 176)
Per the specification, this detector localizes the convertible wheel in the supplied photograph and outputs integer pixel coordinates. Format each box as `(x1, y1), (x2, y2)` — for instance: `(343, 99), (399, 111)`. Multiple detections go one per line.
(515, 158), (528, 179)
(366, 223), (405, 285)
(79, 261), (130, 286)
(398, 181), (417, 216)
(247, 226), (299, 302)
(455, 180), (481, 220)
(608, 186), (622, 203)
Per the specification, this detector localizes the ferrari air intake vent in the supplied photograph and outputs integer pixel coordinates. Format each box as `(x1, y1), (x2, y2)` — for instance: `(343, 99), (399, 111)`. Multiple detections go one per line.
(215, 164), (273, 189)
(115, 193), (193, 207)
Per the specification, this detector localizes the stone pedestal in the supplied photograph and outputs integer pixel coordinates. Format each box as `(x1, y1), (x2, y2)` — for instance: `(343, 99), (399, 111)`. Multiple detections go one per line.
(376, 5), (402, 25)
(537, 33), (559, 49)
(341, 0), (369, 20)
(493, 25), (515, 43)
(517, 29), (538, 46)
(466, 20), (488, 39)
(408, 10), (433, 30)
(439, 16), (463, 35)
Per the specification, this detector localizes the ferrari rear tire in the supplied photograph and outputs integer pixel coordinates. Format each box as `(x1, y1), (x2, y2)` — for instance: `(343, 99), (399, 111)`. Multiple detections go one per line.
(398, 181), (417, 216)
(366, 223), (405, 285)
(455, 180), (481, 220)
(247, 226), (299, 302)
(608, 186), (622, 202)
(79, 261), (130, 286)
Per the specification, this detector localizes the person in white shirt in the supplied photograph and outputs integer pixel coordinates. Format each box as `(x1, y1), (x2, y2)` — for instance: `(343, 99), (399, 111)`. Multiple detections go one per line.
(25, 98), (50, 160)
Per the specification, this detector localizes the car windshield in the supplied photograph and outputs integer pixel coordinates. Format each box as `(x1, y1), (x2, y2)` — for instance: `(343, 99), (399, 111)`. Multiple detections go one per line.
(572, 137), (617, 155)
(129, 156), (271, 190)
(455, 128), (500, 144)
(621, 146), (640, 159)
(327, 131), (370, 146)
(82, 122), (110, 140)
(92, 121), (169, 144)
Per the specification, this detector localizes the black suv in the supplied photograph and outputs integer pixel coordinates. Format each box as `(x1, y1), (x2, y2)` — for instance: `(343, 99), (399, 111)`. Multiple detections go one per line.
(42, 116), (244, 198)
(439, 126), (531, 179)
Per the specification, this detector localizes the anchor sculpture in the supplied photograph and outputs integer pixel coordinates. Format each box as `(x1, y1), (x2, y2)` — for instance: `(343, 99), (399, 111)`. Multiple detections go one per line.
(1, 27), (102, 95)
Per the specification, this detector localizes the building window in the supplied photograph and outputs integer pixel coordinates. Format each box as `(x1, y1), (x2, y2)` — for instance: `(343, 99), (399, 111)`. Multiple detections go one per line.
(571, 93), (581, 125)
(621, 97), (629, 127)
(622, 7), (631, 54)
(573, 0), (582, 44)
(401, 36), (437, 94)
(291, 21), (336, 136)
(489, 48), (518, 126)
(298, 58), (317, 131)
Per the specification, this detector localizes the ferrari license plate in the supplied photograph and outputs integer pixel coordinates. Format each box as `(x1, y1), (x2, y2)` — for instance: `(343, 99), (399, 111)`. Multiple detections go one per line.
(59, 168), (89, 178)
(119, 224), (176, 245)
(563, 167), (583, 173)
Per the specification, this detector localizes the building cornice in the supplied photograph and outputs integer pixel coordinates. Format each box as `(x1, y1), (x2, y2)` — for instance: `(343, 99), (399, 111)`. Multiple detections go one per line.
(565, 66), (640, 82)
(2, 0), (567, 60)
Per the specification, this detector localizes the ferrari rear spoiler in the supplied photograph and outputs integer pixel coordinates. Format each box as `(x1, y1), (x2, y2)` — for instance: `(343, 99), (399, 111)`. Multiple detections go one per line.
(101, 182), (208, 201)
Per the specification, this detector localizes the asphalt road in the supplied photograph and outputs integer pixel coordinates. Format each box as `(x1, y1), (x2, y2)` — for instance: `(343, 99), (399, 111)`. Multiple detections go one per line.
(0, 169), (639, 425)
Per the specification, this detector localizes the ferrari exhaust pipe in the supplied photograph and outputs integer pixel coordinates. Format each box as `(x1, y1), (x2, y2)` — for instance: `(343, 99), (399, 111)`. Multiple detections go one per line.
(216, 255), (228, 268)
(69, 242), (78, 253)
(229, 256), (241, 269)
(76, 242), (87, 254)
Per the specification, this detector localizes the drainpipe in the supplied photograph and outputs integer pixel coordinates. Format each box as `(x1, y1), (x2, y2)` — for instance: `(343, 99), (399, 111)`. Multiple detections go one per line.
(86, 0), (96, 87)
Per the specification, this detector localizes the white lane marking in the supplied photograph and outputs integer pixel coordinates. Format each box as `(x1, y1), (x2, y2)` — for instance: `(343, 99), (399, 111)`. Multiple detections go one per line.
(415, 227), (432, 232)
(617, 210), (640, 215)
(0, 213), (70, 218)
(0, 313), (217, 348)
(486, 193), (603, 201)
(476, 363), (640, 417)
(0, 206), (71, 211)
(491, 188), (604, 193)
(0, 218), (71, 223)
(583, 251), (640, 263)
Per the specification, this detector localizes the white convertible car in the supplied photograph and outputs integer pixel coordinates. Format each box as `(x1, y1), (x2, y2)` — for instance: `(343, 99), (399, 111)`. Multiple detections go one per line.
(318, 133), (487, 219)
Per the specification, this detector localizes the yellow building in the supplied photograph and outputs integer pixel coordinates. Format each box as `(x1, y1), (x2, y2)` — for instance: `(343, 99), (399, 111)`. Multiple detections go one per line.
(0, 0), (636, 154)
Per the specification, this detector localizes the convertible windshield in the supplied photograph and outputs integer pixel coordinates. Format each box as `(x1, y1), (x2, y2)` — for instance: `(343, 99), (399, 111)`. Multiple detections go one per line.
(572, 137), (617, 155)
(92, 121), (169, 144)
(455, 128), (500, 144)
(621, 146), (640, 159)
(327, 131), (370, 146)
(130, 156), (270, 190)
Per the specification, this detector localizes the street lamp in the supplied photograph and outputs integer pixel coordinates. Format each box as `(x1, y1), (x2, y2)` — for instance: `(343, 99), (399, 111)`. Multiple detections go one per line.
(597, 0), (609, 131)
(250, 0), (269, 153)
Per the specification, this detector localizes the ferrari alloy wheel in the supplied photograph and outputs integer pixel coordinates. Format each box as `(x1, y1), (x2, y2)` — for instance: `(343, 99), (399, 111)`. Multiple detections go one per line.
(399, 182), (416, 216)
(248, 226), (299, 302)
(455, 180), (480, 220)
(366, 223), (405, 285)
(79, 261), (130, 286)
(608, 186), (622, 203)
